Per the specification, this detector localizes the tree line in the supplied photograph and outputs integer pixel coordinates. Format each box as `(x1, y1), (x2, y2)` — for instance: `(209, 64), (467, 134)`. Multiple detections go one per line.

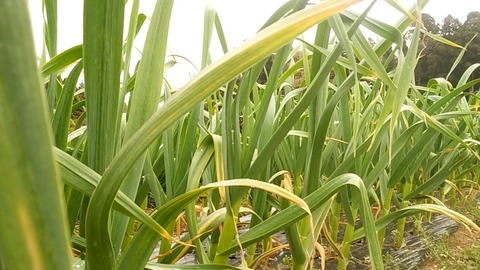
(415, 11), (480, 86)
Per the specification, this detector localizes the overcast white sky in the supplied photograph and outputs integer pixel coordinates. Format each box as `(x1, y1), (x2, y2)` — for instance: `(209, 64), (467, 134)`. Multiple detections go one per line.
(28, 0), (478, 87)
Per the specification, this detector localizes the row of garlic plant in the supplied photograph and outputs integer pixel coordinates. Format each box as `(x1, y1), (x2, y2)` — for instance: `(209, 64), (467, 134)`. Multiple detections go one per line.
(1, 0), (480, 270)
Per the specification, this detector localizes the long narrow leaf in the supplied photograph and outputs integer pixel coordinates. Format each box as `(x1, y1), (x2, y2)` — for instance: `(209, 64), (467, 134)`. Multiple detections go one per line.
(0, 1), (71, 268)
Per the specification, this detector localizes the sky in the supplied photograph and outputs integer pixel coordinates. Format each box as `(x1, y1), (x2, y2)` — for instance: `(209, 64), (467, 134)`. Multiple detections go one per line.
(28, 0), (479, 87)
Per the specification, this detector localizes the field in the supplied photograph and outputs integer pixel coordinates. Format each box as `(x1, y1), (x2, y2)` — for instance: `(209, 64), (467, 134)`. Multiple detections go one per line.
(1, 0), (480, 269)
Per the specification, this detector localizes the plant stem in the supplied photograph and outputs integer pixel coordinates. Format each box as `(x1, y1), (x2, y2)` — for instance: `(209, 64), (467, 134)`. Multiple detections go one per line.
(285, 224), (308, 270)
(330, 200), (342, 243)
(157, 222), (175, 263)
(377, 188), (394, 247)
(337, 207), (358, 270)
(394, 178), (413, 249)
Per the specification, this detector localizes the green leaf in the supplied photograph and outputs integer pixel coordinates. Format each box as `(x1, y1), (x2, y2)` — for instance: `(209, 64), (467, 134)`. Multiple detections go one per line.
(52, 60), (83, 150)
(83, 0), (126, 267)
(117, 179), (314, 269)
(89, 1), (362, 268)
(41, 44), (82, 77)
(218, 174), (384, 270)
(111, 0), (174, 255)
(54, 148), (177, 241)
(103, 0), (363, 191)
(0, 0), (71, 268)
(352, 204), (480, 241)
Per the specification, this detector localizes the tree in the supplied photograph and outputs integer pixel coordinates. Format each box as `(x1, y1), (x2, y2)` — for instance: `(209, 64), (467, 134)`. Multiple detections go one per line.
(441, 14), (461, 38)
(452, 11), (480, 86)
(415, 12), (480, 86)
(422, 13), (440, 34)
(415, 14), (457, 85)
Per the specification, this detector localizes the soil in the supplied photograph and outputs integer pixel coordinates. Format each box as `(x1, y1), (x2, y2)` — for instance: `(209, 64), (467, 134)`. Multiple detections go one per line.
(239, 214), (463, 270)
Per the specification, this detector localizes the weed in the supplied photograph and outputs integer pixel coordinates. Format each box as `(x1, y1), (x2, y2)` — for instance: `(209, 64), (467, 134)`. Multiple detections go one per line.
(383, 252), (401, 270)
(421, 196), (480, 269)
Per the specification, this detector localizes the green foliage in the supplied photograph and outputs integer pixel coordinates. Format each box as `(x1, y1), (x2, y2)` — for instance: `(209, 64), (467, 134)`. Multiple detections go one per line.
(1, 1), (480, 270)
(0, 0), (71, 269)
(421, 196), (480, 269)
(415, 11), (480, 86)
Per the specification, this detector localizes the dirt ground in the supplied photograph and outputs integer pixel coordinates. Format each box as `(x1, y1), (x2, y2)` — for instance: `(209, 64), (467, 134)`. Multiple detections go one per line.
(420, 224), (480, 270)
